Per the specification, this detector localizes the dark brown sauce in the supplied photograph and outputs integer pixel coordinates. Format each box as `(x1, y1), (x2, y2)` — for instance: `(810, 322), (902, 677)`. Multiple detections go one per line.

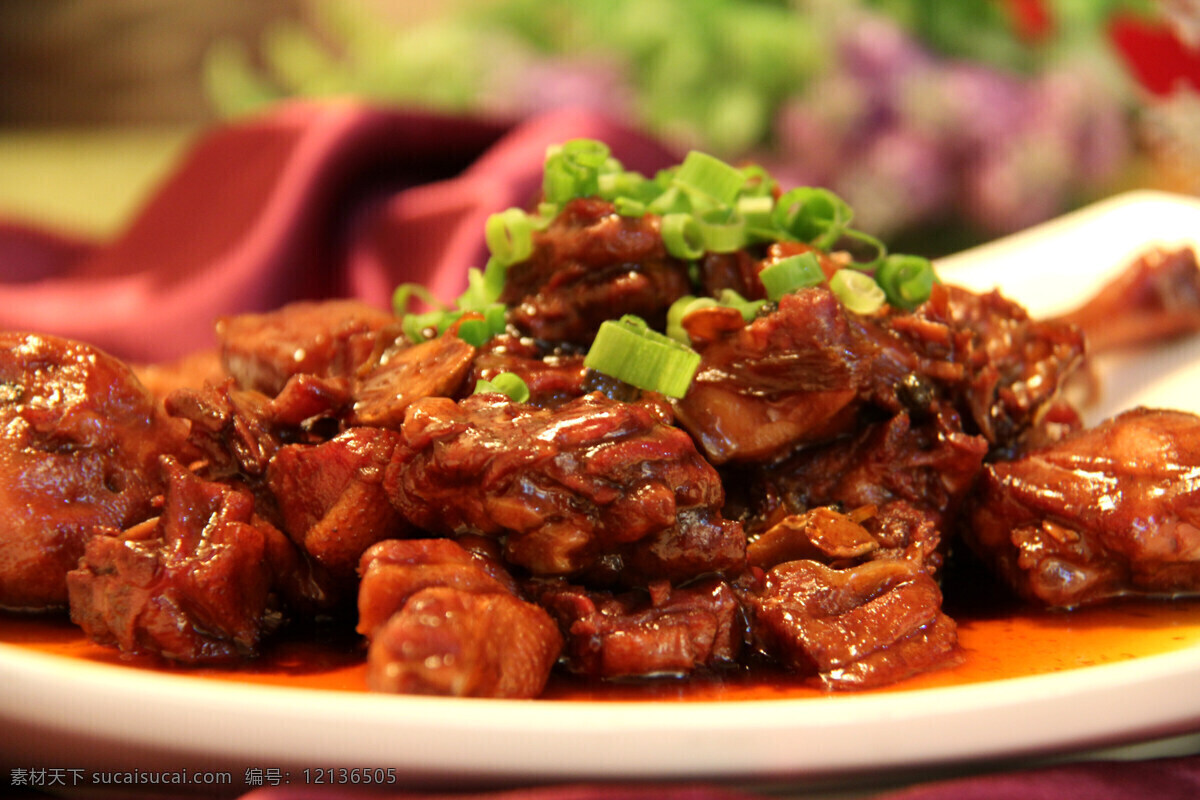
(6, 595), (1200, 701)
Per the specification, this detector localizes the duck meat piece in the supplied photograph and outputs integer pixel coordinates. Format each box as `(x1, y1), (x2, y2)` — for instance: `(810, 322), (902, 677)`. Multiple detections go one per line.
(892, 284), (1085, 454)
(746, 558), (960, 689)
(746, 500), (946, 577)
(348, 332), (475, 428)
(673, 280), (1084, 466)
(965, 407), (1200, 609)
(216, 299), (395, 396)
(266, 427), (409, 582)
(0, 333), (195, 610)
(673, 288), (865, 465)
(358, 539), (561, 698)
(533, 577), (745, 680)
(132, 349), (228, 402)
(1051, 247), (1200, 354)
(469, 334), (588, 408)
(385, 392), (744, 584)
(748, 411), (988, 539)
(66, 457), (287, 663)
(500, 197), (692, 345)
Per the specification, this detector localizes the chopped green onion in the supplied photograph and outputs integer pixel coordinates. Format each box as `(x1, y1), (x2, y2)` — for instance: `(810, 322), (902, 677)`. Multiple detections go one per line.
(661, 213), (705, 260)
(392, 282), (445, 316)
(646, 185), (690, 216)
(455, 258), (505, 312)
(716, 288), (767, 321)
(695, 207), (746, 253)
(485, 208), (534, 266)
(401, 310), (453, 342)
(772, 187), (853, 250)
(759, 252), (826, 301)
(829, 269), (886, 315)
(672, 150), (747, 206)
(836, 229), (888, 272)
(474, 372), (530, 403)
(736, 194), (776, 242)
(542, 139), (613, 203)
(876, 254), (937, 310)
(666, 295), (719, 343)
(614, 196), (647, 217)
(584, 315), (701, 399)
(738, 164), (777, 198)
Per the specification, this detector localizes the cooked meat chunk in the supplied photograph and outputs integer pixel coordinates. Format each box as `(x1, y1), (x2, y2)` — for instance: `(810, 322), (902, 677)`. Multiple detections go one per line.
(132, 348), (228, 401)
(747, 558), (959, 689)
(1052, 247), (1200, 354)
(534, 577), (745, 679)
(501, 197), (692, 344)
(965, 407), (1200, 608)
(358, 539), (560, 698)
(674, 281), (1083, 466)
(385, 392), (744, 584)
(349, 332), (475, 428)
(0, 333), (194, 610)
(166, 379), (284, 481)
(747, 506), (882, 569)
(747, 502), (945, 576)
(217, 299), (394, 396)
(674, 288), (864, 465)
(66, 458), (282, 663)
(356, 538), (520, 637)
(888, 284), (1084, 454)
(266, 427), (408, 581)
(368, 587), (562, 698)
(746, 412), (988, 553)
(469, 334), (588, 408)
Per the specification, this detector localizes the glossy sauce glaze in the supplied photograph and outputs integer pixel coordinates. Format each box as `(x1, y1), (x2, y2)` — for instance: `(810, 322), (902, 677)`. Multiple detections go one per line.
(4, 595), (1200, 701)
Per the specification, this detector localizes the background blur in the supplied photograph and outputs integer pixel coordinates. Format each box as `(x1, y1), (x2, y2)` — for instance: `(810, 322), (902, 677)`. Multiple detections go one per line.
(0, 0), (1196, 254)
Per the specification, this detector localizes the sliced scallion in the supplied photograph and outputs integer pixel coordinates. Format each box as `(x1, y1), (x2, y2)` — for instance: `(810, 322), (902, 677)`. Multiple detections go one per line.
(829, 269), (886, 315)
(485, 208), (534, 266)
(876, 254), (936, 310)
(584, 315), (701, 398)
(672, 150), (747, 206)
(473, 371), (530, 403)
(759, 252), (826, 301)
(695, 207), (746, 253)
(661, 213), (705, 260)
(773, 187), (853, 250)
(666, 295), (719, 343)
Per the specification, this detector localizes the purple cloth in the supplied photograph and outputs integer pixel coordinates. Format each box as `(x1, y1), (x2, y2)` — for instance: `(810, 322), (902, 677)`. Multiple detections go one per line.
(0, 101), (675, 363)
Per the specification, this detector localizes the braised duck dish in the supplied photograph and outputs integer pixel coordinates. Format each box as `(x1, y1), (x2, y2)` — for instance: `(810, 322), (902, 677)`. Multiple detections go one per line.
(2, 141), (1199, 698)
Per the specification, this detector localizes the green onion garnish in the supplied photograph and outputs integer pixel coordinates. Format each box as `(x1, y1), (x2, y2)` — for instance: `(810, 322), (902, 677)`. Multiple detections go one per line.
(759, 252), (826, 301)
(695, 207), (746, 254)
(772, 187), (853, 251)
(876, 254), (937, 310)
(673, 150), (747, 207)
(666, 295), (719, 343)
(393, 137), (941, 347)
(829, 269), (886, 315)
(485, 208), (535, 266)
(716, 288), (767, 321)
(584, 315), (701, 398)
(473, 371), (530, 403)
(660, 213), (706, 260)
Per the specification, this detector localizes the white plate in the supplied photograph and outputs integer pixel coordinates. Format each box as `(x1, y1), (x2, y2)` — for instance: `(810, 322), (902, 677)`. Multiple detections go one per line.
(4, 190), (1200, 791)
